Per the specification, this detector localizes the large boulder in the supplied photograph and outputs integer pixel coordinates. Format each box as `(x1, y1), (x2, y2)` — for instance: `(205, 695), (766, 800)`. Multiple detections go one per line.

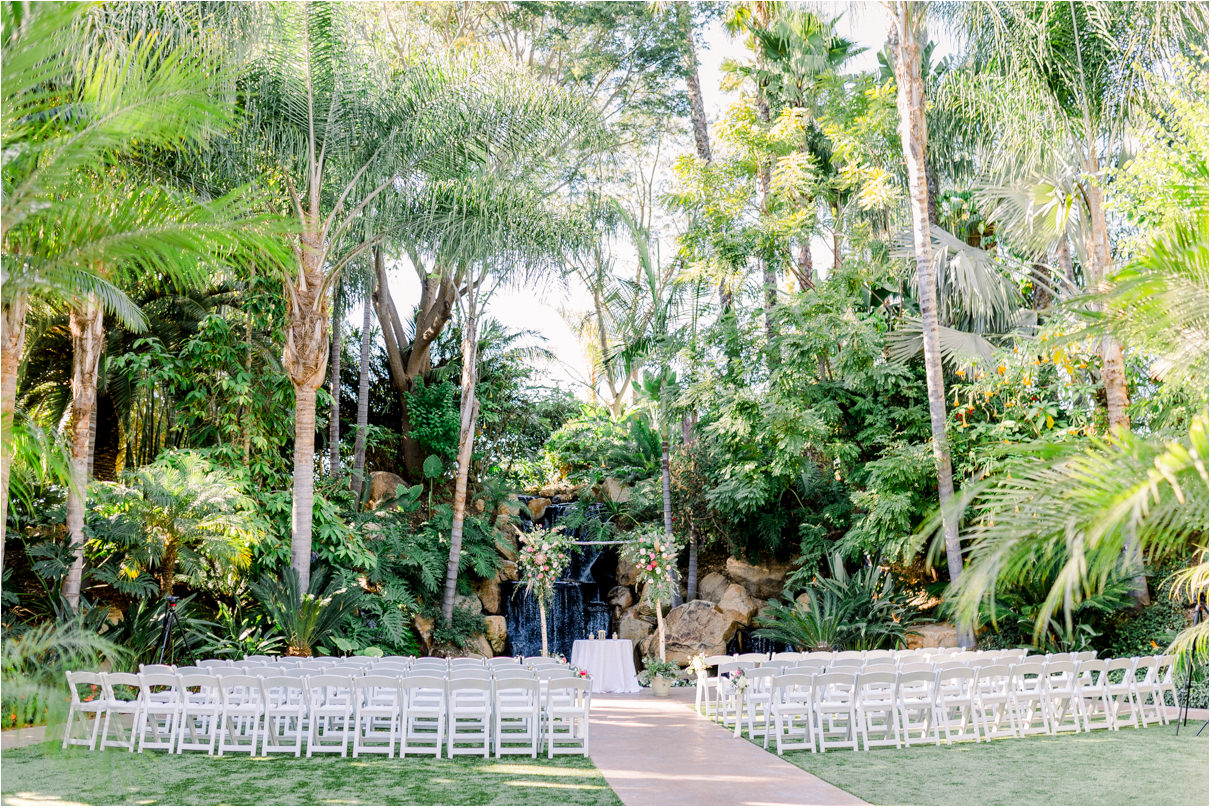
(616, 555), (639, 588)
(642, 600), (742, 666)
(498, 559), (519, 582)
(607, 586), (635, 610)
(725, 557), (792, 599)
(483, 616), (508, 655)
(698, 572), (730, 603)
(716, 583), (760, 625)
(475, 576), (503, 615)
(366, 471), (407, 510)
(455, 593), (483, 617)
(906, 622), (959, 650)
(601, 477), (631, 504)
(617, 606), (655, 650)
(498, 525), (522, 563)
(414, 614), (435, 653)
(466, 634), (494, 658)
(526, 497), (552, 521)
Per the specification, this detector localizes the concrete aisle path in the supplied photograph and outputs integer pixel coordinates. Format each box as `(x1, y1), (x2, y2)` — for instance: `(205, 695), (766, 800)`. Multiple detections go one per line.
(588, 688), (867, 807)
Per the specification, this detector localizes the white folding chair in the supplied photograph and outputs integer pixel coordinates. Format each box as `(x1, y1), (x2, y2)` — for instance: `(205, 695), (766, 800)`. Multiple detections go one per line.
(136, 673), (182, 753)
(742, 669), (778, 738)
(493, 676), (541, 758)
(62, 671), (107, 750)
(972, 664), (1017, 741)
(714, 661), (744, 727)
(216, 674), (264, 756)
(933, 666), (978, 744)
(1043, 661), (1083, 734)
(1154, 655), (1179, 722)
(139, 664), (176, 676)
(813, 672), (857, 752)
(735, 652), (769, 666)
(545, 676), (591, 757)
(447, 678), (492, 758)
(353, 675), (402, 757)
(175, 674), (221, 754)
(1104, 657), (1141, 730)
(1010, 662), (1050, 736)
(1075, 660), (1114, 732)
(305, 675), (353, 757)
(855, 671), (901, 750)
(765, 673), (815, 754)
(98, 672), (141, 752)
(261, 675), (307, 756)
(696, 654), (733, 719)
(896, 670), (938, 746)
(401, 675), (446, 758)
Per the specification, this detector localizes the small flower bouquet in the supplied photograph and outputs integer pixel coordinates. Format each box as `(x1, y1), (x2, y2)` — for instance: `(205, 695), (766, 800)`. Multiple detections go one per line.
(689, 653), (707, 675)
(575, 668), (590, 679)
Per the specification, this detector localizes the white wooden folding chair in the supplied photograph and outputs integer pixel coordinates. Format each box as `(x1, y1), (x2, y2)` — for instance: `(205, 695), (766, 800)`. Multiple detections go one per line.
(139, 664), (176, 676)
(216, 674), (264, 756)
(175, 673), (221, 754)
(136, 673), (182, 753)
(447, 678), (492, 758)
(545, 676), (591, 757)
(1075, 660), (1113, 732)
(855, 670), (900, 750)
(765, 673), (815, 754)
(933, 666), (978, 745)
(353, 675), (402, 757)
(1104, 657), (1141, 730)
(1010, 661), (1050, 736)
(493, 676), (541, 758)
(1154, 655), (1179, 723)
(972, 664), (1017, 741)
(62, 671), (107, 750)
(98, 672), (141, 752)
(813, 671), (858, 752)
(261, 675), (307, 756)
(1043, 660), (1083, 734)
(896, 669), (938, 746)
(305, 674), (353, 757)
(401, 674), (446, 758)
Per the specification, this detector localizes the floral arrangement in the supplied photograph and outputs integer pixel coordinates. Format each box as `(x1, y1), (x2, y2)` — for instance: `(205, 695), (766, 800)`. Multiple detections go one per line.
(689, 653), (707, 675)
(621, 528), (681, 607)
(575, 668), (590, 679)
(518, 525), (574, 607)
(725, 670), (749, 693)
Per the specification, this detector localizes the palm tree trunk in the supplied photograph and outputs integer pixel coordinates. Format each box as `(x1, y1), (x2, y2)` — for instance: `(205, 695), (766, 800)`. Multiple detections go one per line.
(677, 2), (712, 164)
(0, 293), (28, 573)
(681, 414), (699, 601)
(63, 298), (104, 609)
(328, 298), (341, 475)
(891, 2), (966, 640)
(351, 293), (373, 502)
(284, 233), (330, 594)
(441, 278), (481, 622)
(160, 537), (179, 596)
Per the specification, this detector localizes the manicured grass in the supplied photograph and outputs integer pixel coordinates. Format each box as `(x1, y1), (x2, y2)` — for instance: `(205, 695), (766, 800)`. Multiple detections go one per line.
(0, 743), (622, 806)
(747, 723), (1209, 805)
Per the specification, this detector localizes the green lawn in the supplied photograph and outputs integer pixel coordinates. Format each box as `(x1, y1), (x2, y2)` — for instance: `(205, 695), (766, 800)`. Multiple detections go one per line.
(748, 723), (1209, 805)
(0, 744), (622, 806)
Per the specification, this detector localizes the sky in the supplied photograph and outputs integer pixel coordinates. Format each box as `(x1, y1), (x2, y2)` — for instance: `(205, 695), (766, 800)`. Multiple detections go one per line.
(380, 2), (906, 400)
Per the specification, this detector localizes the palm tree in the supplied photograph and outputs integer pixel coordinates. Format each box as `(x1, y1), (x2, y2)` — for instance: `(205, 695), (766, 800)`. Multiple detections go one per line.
(888, 2), (965, 624)
(2, 4), (282, 596)
(350, 262), (375, 502)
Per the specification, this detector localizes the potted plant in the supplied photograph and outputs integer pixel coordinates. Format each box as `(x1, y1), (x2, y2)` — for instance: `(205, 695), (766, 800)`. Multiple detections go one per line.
(644, 657), (681, 698)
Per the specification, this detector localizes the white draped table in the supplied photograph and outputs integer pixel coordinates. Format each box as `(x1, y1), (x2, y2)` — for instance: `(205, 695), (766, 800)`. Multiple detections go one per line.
(571, 639), (641, 694)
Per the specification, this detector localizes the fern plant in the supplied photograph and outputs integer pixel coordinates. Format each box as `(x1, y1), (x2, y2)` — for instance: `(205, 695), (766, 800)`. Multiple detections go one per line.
(249, 567), (356, 657)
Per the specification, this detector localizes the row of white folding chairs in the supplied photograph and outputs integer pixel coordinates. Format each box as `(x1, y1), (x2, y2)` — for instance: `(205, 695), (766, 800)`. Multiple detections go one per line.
(63, 671), (591, 759)
(216, 655), (562, 668)
(709, 655), (1179, 754)
(142, 659), (574, 679)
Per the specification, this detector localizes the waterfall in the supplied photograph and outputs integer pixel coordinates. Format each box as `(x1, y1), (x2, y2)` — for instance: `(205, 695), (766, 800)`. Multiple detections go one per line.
(503, 497), (615, 657)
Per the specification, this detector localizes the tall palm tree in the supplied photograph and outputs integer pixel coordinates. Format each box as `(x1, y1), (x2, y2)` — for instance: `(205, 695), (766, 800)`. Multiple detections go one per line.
(1, 3), (281, 592)
(889, 1), (965, 632)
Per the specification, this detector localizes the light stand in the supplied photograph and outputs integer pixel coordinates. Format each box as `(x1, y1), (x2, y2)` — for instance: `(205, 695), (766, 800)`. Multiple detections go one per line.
(155, 595), (192, 665)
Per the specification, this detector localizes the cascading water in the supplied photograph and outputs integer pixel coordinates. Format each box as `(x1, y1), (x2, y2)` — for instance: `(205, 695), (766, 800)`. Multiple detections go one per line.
(503, 497), (615, 658)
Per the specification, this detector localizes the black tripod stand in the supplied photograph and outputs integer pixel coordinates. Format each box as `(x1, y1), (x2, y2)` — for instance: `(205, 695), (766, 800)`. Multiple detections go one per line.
(155, 596), (193, 665)
(1175, 595), (1206, 736)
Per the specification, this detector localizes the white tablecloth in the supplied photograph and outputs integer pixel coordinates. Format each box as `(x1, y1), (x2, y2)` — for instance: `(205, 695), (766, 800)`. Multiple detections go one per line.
(571, 639), (641, 694)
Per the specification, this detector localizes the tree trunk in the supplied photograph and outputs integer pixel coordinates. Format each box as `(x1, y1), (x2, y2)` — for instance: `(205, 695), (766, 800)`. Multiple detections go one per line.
(441, 278), (481, 622)
(1030, 262), (1053, 312)
(0, 293), (28, 573)
(891, 2), (966, 641)
(1056, 235), (1075, 285)
(284, 231), (330, 594)
(677, 2), (712, 164)
(351, 292), (373, 502)
(63, 298), (104, 609)
(794, 240), (814, 291)
(160, 537), (178, 596)
(328, 297), (341, 475)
